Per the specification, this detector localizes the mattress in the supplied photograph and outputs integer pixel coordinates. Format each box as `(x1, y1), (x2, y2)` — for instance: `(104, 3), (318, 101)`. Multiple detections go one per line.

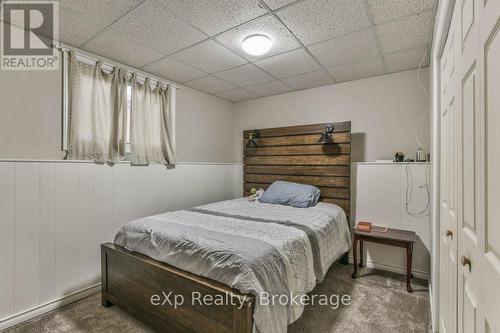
(114, 198), (351, 333)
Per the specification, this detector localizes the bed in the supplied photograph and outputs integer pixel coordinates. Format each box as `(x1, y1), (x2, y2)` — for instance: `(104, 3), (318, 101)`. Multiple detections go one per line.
(101, 122), (352, 333)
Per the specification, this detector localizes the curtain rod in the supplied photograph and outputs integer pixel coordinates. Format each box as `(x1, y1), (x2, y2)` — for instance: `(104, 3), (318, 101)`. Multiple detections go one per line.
(53, 42), (180, 89)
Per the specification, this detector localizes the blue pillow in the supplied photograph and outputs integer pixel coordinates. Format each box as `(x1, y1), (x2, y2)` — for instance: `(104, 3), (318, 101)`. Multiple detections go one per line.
(258, 181), (321, 208)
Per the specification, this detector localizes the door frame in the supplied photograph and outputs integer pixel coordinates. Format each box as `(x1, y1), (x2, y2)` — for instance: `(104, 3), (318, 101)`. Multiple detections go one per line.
(431, 0), (457, 331)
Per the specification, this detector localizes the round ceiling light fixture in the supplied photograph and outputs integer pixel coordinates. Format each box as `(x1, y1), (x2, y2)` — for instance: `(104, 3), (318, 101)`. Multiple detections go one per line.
(242, 34), (273, 56)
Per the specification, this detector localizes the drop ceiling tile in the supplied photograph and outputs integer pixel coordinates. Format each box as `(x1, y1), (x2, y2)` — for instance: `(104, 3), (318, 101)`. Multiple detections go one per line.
(215, 15), (300, 61)
(276, 0), (371, 45)
(83, 29), (164, 68)
(105, 0), (207, 55)
(245, 80), (292, 97)
(384, 46), (429, 73)
(58, 0), (142, 47)
(281, 70), (334, 90)
(142, 57), (206, 83)
(308, 29), (379, 68)
(254, 48), (320, 78)
(263, 0), (298, 10)
(215, 89), (258, 102)
(214, 64), (274, 87)
(172, 40), (247, 73)
(376, 11), (433, 54)
(158, 0), (267, 36)
(327, 58), (385, 82)
(367, 0), (436, 25)
(183, 75), (237, 94)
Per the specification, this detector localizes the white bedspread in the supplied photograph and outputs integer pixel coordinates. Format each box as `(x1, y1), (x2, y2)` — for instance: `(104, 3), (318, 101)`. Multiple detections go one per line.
(114, 198), (351, 333)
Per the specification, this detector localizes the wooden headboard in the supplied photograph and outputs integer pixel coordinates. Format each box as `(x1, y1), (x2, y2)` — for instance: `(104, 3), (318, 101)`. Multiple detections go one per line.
(243, 121), (351, 218)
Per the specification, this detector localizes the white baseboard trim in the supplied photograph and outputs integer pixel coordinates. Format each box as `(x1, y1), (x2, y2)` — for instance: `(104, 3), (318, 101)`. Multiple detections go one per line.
(348, 255), (429, 280)
(0, 283), (101, 330)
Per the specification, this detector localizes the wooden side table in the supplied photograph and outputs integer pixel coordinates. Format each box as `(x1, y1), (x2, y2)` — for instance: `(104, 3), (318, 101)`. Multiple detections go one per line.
(351, 227), (417, 292)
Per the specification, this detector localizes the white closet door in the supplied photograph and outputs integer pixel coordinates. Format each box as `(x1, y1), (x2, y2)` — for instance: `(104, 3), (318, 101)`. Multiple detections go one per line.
(478, 0), (500, 331)
(439, 11), (458, 332)
(457, 0), (483, 331)
(440, 0), (500, 332)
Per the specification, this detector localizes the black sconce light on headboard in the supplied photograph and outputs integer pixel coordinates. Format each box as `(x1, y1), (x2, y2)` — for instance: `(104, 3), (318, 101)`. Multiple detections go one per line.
(245, 130), (260, 148)
(317, 123), (334, 144)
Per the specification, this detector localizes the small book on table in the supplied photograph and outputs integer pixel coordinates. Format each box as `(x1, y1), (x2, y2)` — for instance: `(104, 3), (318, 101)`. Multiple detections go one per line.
(356, 221), (388, 233)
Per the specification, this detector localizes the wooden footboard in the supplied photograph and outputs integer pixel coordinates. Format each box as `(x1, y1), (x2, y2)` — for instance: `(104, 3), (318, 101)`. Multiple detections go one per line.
(101, 243), (254, 333)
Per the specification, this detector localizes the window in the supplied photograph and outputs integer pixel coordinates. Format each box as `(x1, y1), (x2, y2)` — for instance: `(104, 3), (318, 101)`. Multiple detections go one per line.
(62, 48), (176, 165)
(126, 84), (132, 154)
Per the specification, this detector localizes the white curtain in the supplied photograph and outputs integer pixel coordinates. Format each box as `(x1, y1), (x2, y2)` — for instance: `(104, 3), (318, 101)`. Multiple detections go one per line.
(130, 74), (176, 165)
(67, 51), (128, 163)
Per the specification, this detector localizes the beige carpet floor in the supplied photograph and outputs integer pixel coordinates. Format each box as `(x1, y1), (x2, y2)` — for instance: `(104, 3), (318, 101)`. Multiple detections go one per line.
(2, 263), (430, 333)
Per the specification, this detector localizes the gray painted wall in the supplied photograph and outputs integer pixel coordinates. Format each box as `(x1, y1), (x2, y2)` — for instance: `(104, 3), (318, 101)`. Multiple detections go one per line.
(0, 63), (236, 162)
(0, 63), (430, 163)
(234, 69), (431, 163)
(0, 69), (65, 160)
(175, 86), (235, 163)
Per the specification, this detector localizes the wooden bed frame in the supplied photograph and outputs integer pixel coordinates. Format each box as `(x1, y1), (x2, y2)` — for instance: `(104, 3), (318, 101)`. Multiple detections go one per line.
(101, 243), (254, 333)
(101, 122), (351, 333)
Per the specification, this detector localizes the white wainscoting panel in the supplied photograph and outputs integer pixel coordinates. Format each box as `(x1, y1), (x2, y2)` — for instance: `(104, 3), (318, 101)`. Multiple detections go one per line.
(0, 163), (15, 318)
(0, 161), (241, 328)
(351, 162), (431, 279)
(14, 163), (40, 312)
(1, 160), (429, 328)
(39, 164), (56, 305)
